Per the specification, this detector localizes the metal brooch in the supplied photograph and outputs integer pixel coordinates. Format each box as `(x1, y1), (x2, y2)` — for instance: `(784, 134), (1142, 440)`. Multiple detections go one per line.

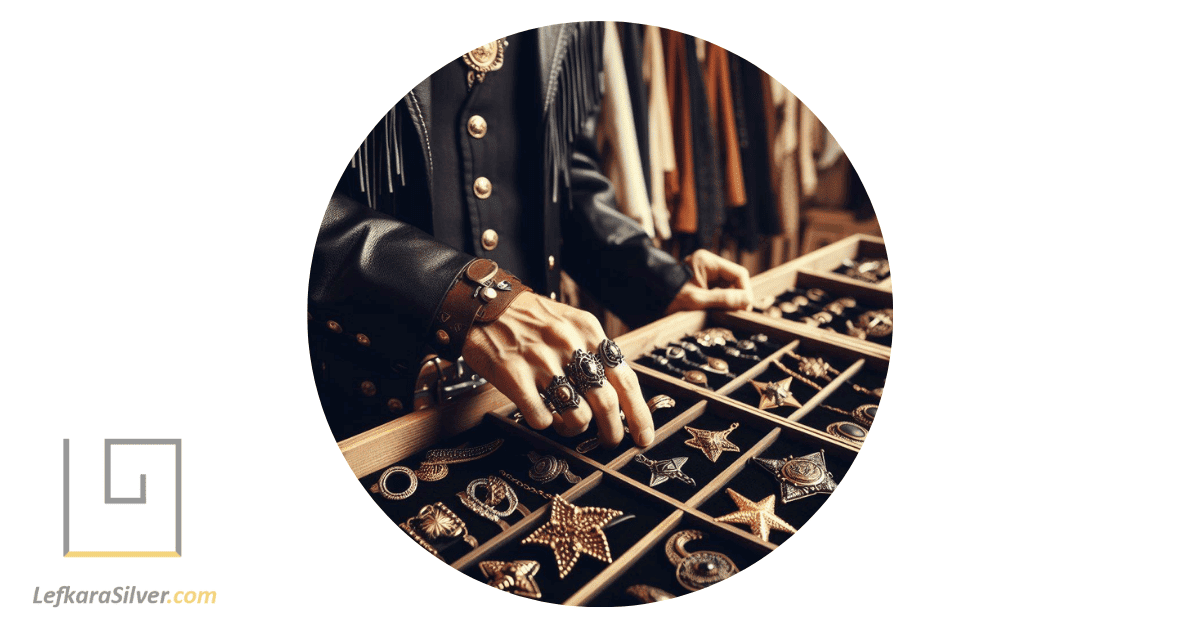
(527, 451), (581, 485)
(633, 453), (696, 488)
(414, 438), (504, 481)
(753, 450), (838, 504)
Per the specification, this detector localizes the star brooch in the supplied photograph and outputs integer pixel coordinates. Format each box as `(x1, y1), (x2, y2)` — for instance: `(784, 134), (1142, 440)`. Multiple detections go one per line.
(753, 450), (837, 503)
(522, 495), (623, 578)
(683, 422), (741, 462)
(750, 378), (803, 411)
(633, 453), (696, 487)
(479, 559), (542, 599)
(713, 488), (796, 541)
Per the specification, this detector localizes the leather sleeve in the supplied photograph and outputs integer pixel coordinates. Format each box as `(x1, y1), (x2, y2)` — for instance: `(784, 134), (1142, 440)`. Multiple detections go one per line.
(308, 192), (475, 367)
(560, 112), (692, 328)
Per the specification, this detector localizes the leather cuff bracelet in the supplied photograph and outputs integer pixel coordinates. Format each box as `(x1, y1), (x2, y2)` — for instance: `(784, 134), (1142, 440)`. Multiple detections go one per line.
(431, 258), (531, 360)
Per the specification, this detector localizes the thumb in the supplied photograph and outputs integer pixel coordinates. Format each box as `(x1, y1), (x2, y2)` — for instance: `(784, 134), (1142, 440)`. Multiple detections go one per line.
(691, 287), (752, 310)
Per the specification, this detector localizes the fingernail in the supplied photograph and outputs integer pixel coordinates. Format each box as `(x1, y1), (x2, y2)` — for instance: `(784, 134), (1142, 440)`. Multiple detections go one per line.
(638, 428), (655, 446)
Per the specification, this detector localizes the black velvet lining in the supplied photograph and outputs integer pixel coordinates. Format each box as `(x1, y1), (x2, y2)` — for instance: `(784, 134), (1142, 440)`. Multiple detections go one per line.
(585, 512), (772, 606)
(508, 375), (698, 465)
(617, 412), (770, 502)
(756, 286), (893, 347)
(462, 478), (675, 605)
(695, 438), (857, 543)
(631, 322), (783, 390)
(727, 362), (823, 418)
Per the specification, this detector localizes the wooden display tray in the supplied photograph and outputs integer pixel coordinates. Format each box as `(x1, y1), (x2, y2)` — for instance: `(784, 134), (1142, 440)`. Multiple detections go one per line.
(793, 233), (890, 293)
(334, 253), (889, 604)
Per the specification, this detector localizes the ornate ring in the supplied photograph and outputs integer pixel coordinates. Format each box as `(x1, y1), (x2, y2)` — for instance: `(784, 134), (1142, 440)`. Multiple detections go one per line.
(597, 339), (625, 368)
(664, 529), (740, 591)
(543, 375), (581, 413)
(647, 394), (676, 412)
(369, 465), (418, 500)
(567, 349), (607, 391)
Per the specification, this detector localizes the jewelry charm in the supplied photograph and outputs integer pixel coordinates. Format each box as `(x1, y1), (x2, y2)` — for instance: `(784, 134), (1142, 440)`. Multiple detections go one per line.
(625, 584), (675, 603)
(753, 450), (838, 503)
(664, 529), (740, 591)
(457, 476), (531, 528)
(567, 349), (607, 392)
(633, 453), (696, 487)
(398, 502), (478, 560)
(826, 421), (868, 445)
(713, 489), (797, 541)
(414, 438), (505, 481)
(683, 423), (741, 462)
(543, 375), (581, 413)
(479, 560), (542, 599)
(521, 495), (623, 578)
(527, 451), (581, 484)
(369, 465), (418, 500)
(462, 38), (507, 88)
(683, 370), (709, 387)
(597, 339), (625, 368)
(750, 378), (803, 411)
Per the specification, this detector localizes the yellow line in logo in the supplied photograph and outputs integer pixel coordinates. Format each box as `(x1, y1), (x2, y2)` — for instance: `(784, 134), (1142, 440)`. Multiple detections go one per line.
(64, 551), (181, 558)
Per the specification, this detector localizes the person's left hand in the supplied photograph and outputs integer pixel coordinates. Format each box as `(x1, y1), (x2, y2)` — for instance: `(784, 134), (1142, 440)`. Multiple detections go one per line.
(665, 249), (755, 315)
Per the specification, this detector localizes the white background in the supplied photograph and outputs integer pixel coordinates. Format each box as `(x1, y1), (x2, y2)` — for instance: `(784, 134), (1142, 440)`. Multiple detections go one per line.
(2, 1), (1197, 626)
(68, 441), (177, 552)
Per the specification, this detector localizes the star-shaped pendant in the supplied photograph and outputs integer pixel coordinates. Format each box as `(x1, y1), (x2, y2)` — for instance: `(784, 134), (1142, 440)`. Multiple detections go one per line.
(683, 422), (742, 462)
(522, 495), (622, 578)
(633, 453), (696, 487)
(479, 559), (542, 599)
(713, 488), (797, 541)
(750, 377), (803, 410)
(753, 450), (837, 503)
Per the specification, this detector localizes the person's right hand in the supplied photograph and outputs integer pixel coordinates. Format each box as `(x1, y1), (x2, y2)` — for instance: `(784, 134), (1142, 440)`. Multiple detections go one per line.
(461, 292), (655, 449)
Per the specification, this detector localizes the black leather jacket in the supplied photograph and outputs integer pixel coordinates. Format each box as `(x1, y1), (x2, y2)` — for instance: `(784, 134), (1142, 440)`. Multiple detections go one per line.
(308, 23), (690, 439)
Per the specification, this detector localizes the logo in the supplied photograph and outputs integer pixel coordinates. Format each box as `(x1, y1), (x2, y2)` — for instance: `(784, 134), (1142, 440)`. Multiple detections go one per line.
(62, 439), (182, 557)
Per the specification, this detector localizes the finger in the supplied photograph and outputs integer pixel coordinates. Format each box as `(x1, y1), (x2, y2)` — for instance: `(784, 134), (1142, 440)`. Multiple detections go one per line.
(690, 287), (753, 311)
(706, 253), (753, 291)
(583, 378), (623, 448)
(556, 398), (593, 438)
(506, 371), (555, 431)
(607, 362), (655, 447)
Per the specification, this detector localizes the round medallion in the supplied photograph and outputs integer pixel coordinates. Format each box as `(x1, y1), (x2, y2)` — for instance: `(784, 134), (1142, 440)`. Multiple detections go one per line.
(781, 457), (826, 486)
(828, 421), (867, 443)
(857, 309), (894, 337)
(683, 370), (709, 387)
(704, 357), (730, 375)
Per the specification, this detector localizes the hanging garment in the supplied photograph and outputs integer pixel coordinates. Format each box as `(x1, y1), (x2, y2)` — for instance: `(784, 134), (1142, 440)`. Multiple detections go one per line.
(600, 21), (654, 235)
(621, 22), (653, 198)
(683, 34), (724, 250)
(767, 75), (801, 263)
(643, 25), (674, 240)
(703, 42), (747, 209)
(725, 55), (778, 251)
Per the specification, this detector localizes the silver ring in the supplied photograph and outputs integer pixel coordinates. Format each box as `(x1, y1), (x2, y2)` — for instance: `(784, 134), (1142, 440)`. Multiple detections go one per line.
(597, 339), (625, 368)
(543, 375), (580, 413)
(566, 349), (607, 391)
(370, 465), (418, 500)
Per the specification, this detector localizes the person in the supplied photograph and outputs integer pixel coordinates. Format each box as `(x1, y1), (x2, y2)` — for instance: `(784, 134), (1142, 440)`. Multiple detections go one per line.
(308, 23), (754, 446)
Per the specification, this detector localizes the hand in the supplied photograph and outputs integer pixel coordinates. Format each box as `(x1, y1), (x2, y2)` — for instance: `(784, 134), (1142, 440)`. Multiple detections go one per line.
(665, 249), (755, 315)
(462, 292), (655, 449)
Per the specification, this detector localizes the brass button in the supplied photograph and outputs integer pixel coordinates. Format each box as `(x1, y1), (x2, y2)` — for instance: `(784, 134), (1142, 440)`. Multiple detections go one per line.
(435, 329), (450, 345)
(467, 115), (487, 139)
(360, 381), (376, 397)
(481, 228), (499, 251)
(548, 255), (556, 270)
(387, 398), (404, 413)
(355, 333), (370, 347)
(473, 177), (492, 199)
(326, 320), (342, 334)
